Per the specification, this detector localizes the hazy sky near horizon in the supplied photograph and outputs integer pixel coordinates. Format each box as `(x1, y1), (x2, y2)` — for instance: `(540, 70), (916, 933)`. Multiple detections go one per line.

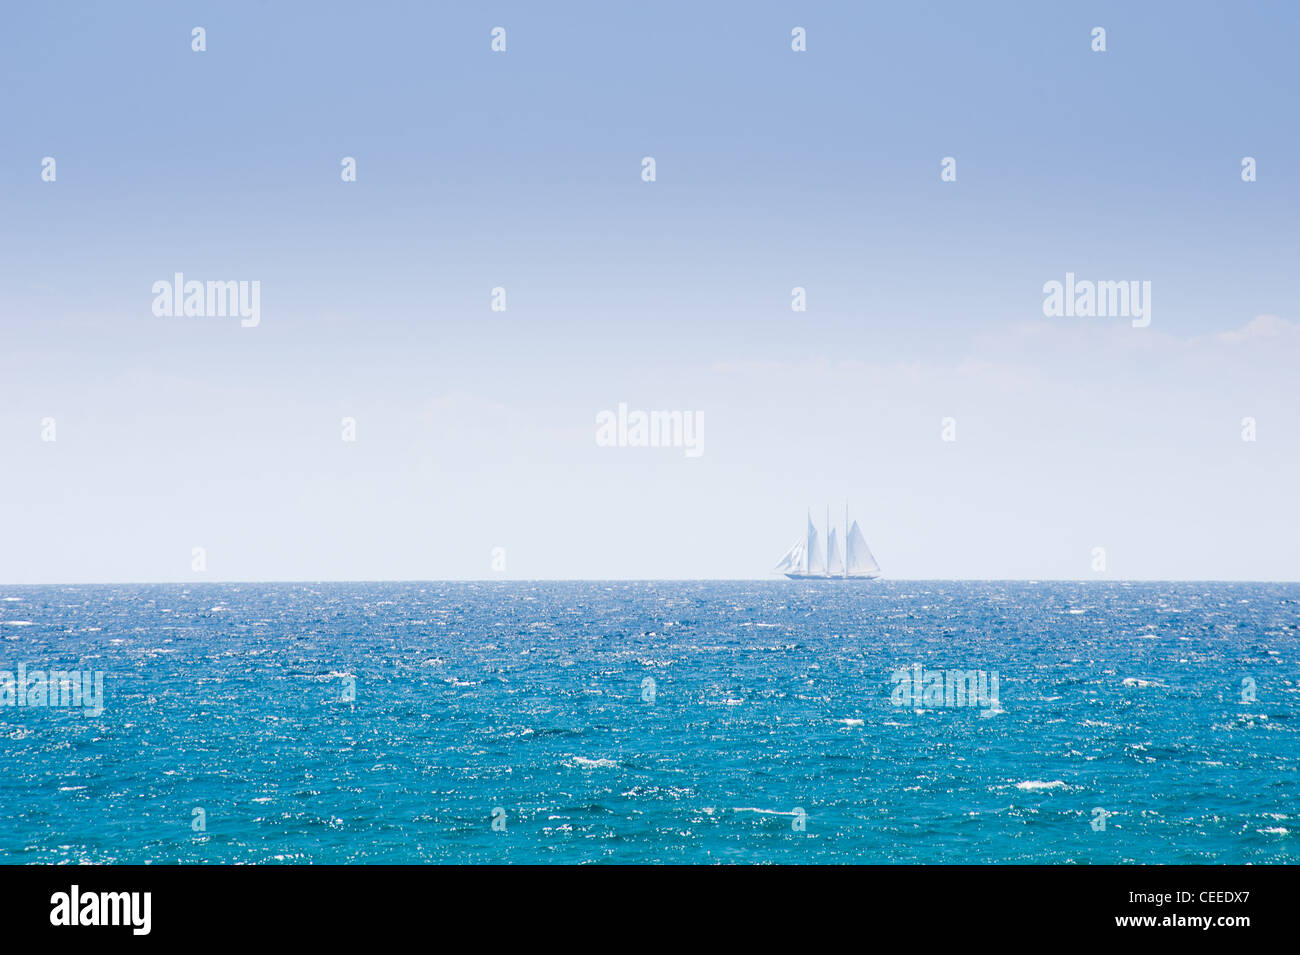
(2, 1), (1299, 583)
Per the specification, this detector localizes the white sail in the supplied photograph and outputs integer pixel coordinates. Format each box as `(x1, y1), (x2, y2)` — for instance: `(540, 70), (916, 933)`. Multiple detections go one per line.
(805, 514), (826, 576)
(772, 537), (807, 575)
(827, 527), (845, 576)
(845, 520), (880, 577)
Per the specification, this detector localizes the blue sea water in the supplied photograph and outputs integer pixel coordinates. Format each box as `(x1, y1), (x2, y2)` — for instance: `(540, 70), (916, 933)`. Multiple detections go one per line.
(0, 581), (1296, 864)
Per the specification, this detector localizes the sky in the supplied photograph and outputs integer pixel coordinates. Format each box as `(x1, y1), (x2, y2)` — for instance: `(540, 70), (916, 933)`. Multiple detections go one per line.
(1, 1), (1298, 582)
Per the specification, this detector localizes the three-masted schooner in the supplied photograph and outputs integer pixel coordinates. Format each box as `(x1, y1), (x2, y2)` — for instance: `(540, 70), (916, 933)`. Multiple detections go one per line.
(774, 505), (881, 580)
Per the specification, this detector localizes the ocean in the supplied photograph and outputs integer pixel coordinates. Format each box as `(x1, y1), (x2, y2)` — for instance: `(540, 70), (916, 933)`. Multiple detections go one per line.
(0, 581), (1295, 864)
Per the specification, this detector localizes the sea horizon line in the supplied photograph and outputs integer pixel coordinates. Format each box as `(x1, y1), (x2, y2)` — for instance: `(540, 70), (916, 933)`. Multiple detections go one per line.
(2, 577), (1298, 587)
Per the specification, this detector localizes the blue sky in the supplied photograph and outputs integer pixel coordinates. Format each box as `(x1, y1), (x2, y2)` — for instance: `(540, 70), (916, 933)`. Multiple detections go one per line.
(2, 1), (1298, 581)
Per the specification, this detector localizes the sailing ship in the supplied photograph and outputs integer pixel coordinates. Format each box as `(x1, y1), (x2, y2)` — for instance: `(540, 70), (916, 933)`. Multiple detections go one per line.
(774, 505), (881, 580)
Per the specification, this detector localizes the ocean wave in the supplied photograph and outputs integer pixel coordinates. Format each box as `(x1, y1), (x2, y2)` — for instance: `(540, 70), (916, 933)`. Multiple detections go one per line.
(566, 756), (619, 769)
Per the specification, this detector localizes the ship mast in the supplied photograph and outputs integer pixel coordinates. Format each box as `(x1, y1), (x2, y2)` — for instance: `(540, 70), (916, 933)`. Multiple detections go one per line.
(805, 507), (812, 575)
(826, 505), (831, 578)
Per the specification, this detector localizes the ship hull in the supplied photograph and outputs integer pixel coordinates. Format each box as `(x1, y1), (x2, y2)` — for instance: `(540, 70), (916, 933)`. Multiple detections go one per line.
(783, 574), (880, 581)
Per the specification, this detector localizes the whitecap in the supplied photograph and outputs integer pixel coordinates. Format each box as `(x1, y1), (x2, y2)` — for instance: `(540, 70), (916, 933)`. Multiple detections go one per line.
(567, 756), (618, 769)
